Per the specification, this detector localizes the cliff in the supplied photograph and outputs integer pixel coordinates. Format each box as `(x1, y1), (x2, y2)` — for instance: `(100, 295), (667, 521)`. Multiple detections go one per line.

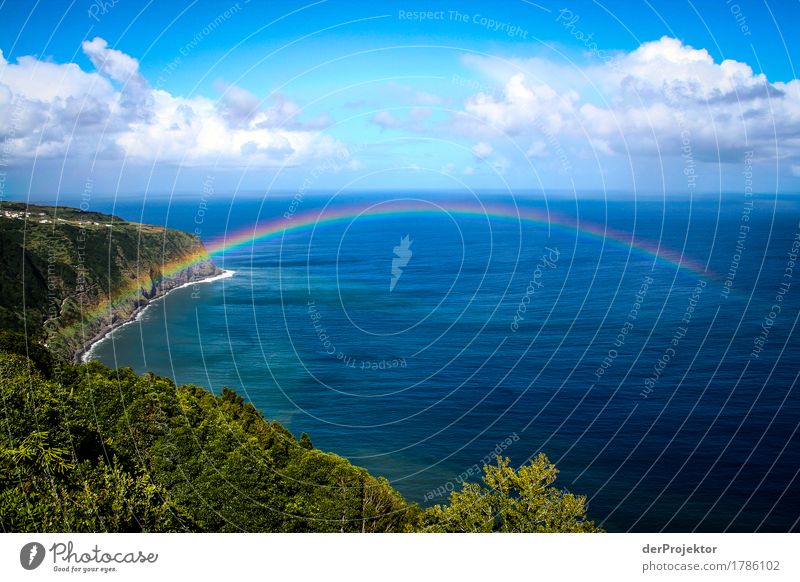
(0, 202), (221, 360)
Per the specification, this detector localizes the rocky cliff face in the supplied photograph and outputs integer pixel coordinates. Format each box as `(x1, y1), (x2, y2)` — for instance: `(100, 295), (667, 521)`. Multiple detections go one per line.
(0, 202), (222, 360)
(68, 252), (222, 362)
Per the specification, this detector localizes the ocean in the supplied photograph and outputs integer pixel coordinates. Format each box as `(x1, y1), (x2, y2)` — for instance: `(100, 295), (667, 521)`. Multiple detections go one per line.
(78, 192), (800, 532)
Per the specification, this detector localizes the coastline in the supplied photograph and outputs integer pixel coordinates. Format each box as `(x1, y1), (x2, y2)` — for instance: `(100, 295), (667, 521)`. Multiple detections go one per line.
(78, 269), (235, 363)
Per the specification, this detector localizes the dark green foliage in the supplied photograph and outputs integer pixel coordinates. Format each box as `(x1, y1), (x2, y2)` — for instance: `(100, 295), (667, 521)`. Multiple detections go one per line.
(0, 351), (415, 532)
(420, 455), (602, 532)
(299, 432), (313, 450)
(0, 354), (191, 532)
(0, 330), (54, 377)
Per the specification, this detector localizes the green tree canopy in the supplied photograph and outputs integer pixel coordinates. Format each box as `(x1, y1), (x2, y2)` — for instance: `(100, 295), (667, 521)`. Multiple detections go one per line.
(421, 455), (601, 532)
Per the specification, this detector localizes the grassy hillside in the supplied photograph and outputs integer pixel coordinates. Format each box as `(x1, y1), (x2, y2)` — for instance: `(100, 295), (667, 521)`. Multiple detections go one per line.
(0, 202), (220, 359)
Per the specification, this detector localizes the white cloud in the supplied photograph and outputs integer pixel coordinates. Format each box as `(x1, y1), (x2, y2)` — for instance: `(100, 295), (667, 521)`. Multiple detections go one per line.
(472, 141), (493, 159)
(346, 158), (365, 171)
(462, 73), (579, 139)
(82, 37), (142, 85)
(215, 81), (261, 127)
(370, 110), (402, 130)
(369, 107), (434, 133)
(526, 141), (547, 158)
(457, 36), (800, 164)
(0, 38), (344, 167)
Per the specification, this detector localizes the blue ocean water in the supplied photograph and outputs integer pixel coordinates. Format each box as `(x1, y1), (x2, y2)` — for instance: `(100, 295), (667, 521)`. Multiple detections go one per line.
(82, 192), (800, 532)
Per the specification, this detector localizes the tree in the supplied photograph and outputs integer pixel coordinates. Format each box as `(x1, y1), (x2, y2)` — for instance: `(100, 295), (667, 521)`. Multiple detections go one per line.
(0, 331), (54, 378)
(0, 434), (192, 532)
(299, 432), (313, 450)
(421, 455), (602, 532)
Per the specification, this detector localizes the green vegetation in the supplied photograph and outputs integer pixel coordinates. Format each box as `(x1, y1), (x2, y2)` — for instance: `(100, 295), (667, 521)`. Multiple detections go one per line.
(420, 455), (600, 532)
(0, 334), (601, 533)
(0, 202), (219, 359)
(0, 339), (410, 532)
(0, 202), (600, 533)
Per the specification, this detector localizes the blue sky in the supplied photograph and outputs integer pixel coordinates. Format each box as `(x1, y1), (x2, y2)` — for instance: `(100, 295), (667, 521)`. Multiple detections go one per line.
(1, 0), (799, 197)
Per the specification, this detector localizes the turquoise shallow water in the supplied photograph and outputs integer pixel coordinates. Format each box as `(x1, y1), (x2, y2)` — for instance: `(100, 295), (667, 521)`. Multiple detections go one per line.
(83, 193), (800, 532)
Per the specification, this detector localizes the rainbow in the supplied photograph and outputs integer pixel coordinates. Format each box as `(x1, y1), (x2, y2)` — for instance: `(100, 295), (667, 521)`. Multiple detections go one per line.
(72, 198), (716, 349)
(202, 198), (714, 280)
(69, 244), (222, 348)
